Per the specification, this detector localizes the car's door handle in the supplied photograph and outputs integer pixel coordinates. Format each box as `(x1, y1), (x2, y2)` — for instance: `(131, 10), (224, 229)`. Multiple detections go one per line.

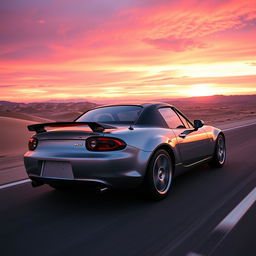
(179, 133), (186, 138)
(178, 129), (194, 138)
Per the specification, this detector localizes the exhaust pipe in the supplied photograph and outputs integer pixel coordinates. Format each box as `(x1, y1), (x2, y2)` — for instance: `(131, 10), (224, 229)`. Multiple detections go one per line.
(31, 180), (44, 188)
(94, 186), (109, 194)
(100, 187), (109, 193)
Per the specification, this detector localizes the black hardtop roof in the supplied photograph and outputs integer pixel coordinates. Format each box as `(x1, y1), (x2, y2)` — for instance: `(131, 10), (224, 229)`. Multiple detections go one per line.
(77, 102), (175, 128)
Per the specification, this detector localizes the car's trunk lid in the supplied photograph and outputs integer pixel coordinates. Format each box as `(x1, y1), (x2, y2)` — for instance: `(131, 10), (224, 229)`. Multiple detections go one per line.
(35, 127), (101, 140)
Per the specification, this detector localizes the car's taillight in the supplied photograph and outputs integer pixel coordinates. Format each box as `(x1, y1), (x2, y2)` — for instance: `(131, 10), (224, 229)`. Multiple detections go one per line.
(86, 137), (126, 151)
(28, 138), (38, 151)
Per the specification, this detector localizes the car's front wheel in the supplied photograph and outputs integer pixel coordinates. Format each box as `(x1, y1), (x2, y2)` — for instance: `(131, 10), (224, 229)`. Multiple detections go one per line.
(144, 149), (173, 200)
(210, 134), (226, 168)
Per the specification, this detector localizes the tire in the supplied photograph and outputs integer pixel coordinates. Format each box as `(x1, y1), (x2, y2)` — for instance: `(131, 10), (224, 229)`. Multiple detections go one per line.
(209, 134), (226, 168)
(144, 149), (173, 200)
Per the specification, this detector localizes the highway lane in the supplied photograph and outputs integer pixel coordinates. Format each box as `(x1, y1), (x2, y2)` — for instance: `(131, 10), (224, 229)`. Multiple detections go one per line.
(0, 124), (255, 256)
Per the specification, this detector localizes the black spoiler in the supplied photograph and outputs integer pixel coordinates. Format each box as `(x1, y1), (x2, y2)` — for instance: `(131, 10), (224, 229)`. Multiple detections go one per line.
(27, 122), (117, 133)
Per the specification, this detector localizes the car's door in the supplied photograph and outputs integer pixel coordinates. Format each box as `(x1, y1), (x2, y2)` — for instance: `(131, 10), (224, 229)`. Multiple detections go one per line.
(158, 107), (211, 166)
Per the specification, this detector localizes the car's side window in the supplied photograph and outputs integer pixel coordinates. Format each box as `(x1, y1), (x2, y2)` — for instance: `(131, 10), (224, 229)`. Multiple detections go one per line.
(158, 108), (185, 129)
(173, 109), (193, 129)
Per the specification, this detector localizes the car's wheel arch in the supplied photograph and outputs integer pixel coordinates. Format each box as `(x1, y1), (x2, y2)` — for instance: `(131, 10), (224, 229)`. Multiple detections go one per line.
(145, 143), (176, 177)
(214, 131), (225, 146)
(218, 131), (225, 140)
(211, 127), (225, 141)
(209, 131), (226, 168)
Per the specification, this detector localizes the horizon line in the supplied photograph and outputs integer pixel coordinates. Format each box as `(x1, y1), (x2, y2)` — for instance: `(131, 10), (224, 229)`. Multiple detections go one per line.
(1, 94), (256, 104)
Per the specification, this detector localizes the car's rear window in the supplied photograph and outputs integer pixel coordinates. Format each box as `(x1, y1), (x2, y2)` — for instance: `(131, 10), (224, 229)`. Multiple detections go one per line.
(76, 106), (143, 124)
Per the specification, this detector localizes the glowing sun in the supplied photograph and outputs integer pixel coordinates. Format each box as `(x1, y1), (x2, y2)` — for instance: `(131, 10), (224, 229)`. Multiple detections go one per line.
(182, 84), (219, 97)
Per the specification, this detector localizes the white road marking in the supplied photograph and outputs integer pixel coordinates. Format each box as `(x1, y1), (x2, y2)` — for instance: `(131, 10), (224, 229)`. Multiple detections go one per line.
(214, 187), (256, 232)
(223, 122), (256, 131)
(0, 179), (30, 190)
(187, 187), (256, 256)
(186, 253), (204, 256)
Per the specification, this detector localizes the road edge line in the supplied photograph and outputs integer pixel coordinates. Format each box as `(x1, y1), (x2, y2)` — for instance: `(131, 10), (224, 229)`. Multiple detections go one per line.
(222, 122), (256, 131)
(187, 186), (256, 256)
(0, 179), (30, 190)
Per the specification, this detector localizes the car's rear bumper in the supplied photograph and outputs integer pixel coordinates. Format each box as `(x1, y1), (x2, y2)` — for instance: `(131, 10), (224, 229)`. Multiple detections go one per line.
(24, 146), (151, 189)
(28, 175), (140, 190)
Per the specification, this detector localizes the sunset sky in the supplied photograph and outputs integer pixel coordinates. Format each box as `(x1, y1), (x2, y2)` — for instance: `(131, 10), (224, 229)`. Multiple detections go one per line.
(1, 0), (256, 102)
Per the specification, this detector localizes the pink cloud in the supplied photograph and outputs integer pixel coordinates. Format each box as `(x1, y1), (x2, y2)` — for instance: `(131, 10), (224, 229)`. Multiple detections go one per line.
(143, 37), (206, 51)
(0, 0), (255, 63)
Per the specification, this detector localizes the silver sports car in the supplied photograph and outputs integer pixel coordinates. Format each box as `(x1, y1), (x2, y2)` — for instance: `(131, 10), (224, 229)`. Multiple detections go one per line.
(24, 103), (226, 199)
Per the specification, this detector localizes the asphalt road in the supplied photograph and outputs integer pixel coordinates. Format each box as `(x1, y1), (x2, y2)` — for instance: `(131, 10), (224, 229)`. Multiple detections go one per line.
(0, 124), (256, 256)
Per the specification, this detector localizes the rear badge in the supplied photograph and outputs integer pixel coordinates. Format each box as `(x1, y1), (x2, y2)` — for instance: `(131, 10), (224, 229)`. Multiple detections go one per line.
(74, 143), (83, 147)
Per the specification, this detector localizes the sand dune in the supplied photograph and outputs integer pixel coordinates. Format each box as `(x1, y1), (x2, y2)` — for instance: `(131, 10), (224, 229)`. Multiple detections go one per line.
(0, 112), (53, 158)
(48, 111), (83, 121)
(0, 100), (97, 121)
(0, 116), (41, 184)
(0, 110), (82, 122)
(0, 117), (37, 157)
(0, 111), (52, 123)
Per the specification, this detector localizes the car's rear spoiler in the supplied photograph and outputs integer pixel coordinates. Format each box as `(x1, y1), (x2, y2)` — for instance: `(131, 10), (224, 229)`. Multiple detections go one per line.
(27, 122), (117, 133)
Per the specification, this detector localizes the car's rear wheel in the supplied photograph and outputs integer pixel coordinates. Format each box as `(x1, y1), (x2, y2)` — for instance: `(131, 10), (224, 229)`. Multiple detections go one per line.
(144, 149), (173, 200)
(210, 134), (226, 168)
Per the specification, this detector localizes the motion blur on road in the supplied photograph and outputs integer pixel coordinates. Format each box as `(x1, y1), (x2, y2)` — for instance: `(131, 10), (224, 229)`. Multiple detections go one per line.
(0, 123), (255, 256)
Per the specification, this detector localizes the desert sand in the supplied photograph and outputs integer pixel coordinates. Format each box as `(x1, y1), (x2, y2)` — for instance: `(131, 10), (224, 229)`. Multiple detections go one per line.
(0, 111), (53, 123)
(0, 116), (52, 184)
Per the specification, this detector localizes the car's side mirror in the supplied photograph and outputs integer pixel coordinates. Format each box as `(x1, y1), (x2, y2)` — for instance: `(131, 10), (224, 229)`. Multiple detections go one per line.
(194, 120), (204, 130)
